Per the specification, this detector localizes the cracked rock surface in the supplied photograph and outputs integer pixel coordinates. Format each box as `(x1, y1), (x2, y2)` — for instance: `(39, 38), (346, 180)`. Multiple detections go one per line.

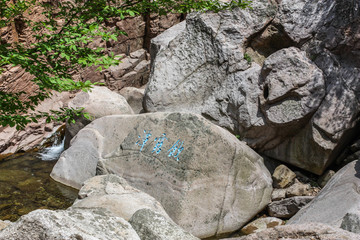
(144, 0), (360, 175)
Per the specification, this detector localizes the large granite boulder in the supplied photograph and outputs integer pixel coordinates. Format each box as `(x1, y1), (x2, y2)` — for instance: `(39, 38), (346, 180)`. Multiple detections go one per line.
(143, 0), (360, 175)
(64, 86), (133, 148)
(71, 174), (170, 221)
(0, 208), (140, 240)
(228, 223), (360, 240)
(51, 112), (272, 238)
(288, 160), (360, 229)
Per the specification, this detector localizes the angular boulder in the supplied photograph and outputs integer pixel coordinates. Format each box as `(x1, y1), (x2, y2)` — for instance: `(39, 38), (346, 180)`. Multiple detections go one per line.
(268, 196), (314, 218)
(143, 0), (360, 175)
(51, 112), (272, 238)
(71, 174), (170, 221)
(129, 208), (199, 240)
(0, 208), (140, 240)
(288, 160), (360, 227)
(263, 0), (360, 175)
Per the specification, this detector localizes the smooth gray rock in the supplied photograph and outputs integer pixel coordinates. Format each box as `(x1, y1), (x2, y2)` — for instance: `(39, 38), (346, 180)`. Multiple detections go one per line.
(65, 86), (134, 148)
(68, 86), (134, 119)
(71, 174), (170, 221)
(0, 208), (140, 240)
(51, 112), (272, 238)
(288, 160), (360, 227)
(129, 208), (199, 240)
(268, 196), (314, 218)
(230, 223), (360, 240)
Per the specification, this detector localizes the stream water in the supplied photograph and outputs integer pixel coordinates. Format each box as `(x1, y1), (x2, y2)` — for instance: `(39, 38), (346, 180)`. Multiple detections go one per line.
(0, 138), (78, 221)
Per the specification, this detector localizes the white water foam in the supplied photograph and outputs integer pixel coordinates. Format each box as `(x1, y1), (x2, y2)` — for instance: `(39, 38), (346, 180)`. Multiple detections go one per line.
(38, 137), (65, 161)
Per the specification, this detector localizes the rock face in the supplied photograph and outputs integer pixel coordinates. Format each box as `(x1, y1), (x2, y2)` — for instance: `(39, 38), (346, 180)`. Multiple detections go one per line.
(129, 208), (199, 240)
(104, 49), (150, 91)
(51, 112), (272, 238)
(231, 223), (360, 240)
(64, 86), (133, 148)
(262, 0), (360, 175)
(288, 160), (360, 228)
(0, 208), (140, 240)
(71, 174), (170, 221)
(143, 0), (360, 175)
(0, 91), (72, 156)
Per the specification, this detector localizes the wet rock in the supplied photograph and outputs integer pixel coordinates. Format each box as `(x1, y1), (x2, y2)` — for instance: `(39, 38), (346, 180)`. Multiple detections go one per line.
(240, 217), (284, 235)
(268, 196), (314, 218)
(0, 169), (32, 182)
(16, 177), (41, 192)
(129, 208), (199, 240)
(71, 174), (170, 221)
(51, 112), (272, 238)
(272, 165), (296, 189)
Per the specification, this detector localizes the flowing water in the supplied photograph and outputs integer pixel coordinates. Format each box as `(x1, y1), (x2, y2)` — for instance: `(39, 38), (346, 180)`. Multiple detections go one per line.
(0, 138), (78, 221)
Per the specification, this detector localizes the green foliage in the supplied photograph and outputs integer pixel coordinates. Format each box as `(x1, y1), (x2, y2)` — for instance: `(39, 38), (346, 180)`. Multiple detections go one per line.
(0, 0), (251, 129)
(243, 53), (252, 63)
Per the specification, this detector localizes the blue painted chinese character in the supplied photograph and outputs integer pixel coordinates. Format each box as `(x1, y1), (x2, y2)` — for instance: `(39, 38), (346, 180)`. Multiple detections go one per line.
(152, 133), (168, 154)
(135, 130), (152, 152)
(167, 140), (184, 161)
